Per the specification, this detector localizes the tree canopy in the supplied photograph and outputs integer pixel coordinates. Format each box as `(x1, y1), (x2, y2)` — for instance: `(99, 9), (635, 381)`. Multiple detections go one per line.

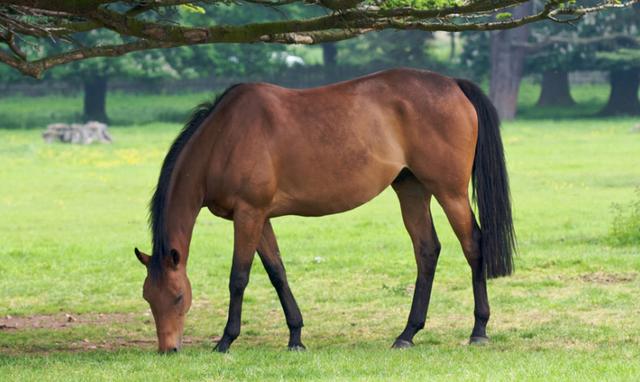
(0, 0), (637, 78)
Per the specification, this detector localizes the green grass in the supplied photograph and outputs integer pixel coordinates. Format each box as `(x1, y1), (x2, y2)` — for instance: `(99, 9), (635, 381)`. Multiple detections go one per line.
(0, 91), (216, 129)
(609, 189), (640, 246)
(0, 114), (639, 380)
(517, 81), (612, 119)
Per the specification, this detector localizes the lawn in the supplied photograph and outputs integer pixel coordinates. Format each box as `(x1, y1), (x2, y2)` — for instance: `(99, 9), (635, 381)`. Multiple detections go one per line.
(0, 79), (619, 129)
(0, 109), (639, 379)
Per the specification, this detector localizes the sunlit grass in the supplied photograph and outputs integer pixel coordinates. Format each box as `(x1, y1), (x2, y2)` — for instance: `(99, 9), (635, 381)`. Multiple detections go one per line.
(0, 116), (639, 380)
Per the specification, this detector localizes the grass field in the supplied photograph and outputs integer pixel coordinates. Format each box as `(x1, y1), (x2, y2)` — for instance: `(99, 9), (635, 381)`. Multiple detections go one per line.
(0, 106), (639, 380)
(0, 80), (620, 129)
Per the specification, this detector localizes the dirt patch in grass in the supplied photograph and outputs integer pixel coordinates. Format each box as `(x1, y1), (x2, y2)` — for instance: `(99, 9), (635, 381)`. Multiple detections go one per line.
(578, 272), (637, 284)
(0, 312), (224, 354)
(0, 312), (140, 331)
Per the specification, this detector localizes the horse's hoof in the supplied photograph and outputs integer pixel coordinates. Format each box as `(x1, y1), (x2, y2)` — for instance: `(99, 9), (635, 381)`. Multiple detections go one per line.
(469, 336), (490, 345)
(288, 343), (306, 352)
(391, 339), (414, 349)
(213, 341), (230, 353)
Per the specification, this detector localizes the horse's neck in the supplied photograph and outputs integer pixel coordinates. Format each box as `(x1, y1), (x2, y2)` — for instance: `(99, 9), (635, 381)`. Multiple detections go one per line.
(165, 164), (205, 261)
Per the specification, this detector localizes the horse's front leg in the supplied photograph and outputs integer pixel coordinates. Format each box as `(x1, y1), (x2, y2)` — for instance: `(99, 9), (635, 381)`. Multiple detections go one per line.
(214, 205), (266, 353)
(257, 220), (305, 350)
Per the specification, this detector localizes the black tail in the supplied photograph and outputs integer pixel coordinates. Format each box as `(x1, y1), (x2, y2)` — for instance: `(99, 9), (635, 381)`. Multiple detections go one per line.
(456, 78), (516, 279)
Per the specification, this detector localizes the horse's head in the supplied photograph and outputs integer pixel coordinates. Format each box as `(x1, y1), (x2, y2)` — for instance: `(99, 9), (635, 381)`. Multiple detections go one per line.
(134, 247), (192, 353)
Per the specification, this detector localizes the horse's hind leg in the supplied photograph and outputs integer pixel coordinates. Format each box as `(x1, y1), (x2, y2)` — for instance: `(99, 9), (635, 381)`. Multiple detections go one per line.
(256, 220), (305, 350)
(436, 194), (490, 344)
(391, 173), (441, 348)
(214, 205), (266, 353)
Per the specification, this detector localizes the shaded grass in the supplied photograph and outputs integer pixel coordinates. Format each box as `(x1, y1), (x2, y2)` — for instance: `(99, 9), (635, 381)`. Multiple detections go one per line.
(0, 92), (217, 129)
(0, 118), (639, 380)
(517, 81), (613, 119)
(0, 80), (623, 129)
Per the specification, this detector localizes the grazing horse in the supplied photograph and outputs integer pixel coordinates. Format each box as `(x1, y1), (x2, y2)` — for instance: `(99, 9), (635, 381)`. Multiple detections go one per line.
(134, 68), (515, 353)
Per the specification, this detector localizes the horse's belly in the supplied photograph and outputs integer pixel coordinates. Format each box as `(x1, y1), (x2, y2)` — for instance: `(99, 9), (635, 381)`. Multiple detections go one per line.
(265, 110), (406, 217)
(268, 157), (403, 217)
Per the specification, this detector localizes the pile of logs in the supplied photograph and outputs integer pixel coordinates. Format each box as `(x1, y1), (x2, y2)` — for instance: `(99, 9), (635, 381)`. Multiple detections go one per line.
(43, 121), (113, 144)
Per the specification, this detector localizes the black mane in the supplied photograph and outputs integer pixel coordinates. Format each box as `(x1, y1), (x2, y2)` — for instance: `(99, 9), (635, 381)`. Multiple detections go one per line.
(148, 84), (241, 278)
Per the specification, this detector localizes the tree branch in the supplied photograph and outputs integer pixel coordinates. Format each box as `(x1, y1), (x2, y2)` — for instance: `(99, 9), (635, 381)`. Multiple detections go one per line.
(0, 0), (638, 77)
(0, 31), (26, 59)
(517, 33), (640, 52)
(0, 38), (180, 77)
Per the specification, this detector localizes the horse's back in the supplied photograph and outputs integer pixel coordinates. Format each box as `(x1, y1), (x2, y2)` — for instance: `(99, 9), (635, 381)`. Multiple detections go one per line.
(203, 69), (477, 217)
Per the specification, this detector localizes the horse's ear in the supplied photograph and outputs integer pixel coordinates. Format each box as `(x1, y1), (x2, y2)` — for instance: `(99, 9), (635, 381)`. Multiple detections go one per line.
(166, 249), (181, 269)
(134, 247), (151, 266)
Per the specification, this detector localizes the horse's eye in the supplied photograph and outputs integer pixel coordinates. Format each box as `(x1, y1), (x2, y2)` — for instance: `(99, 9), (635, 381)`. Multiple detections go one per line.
(174, 294), (183, 305)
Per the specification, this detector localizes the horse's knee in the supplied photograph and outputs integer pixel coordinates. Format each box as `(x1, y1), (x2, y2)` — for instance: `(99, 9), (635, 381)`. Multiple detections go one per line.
(433, 240), (442, 258)
(419, 238), (441, 262)
(229, 271), (250, 295)
(463, 227), (482, 263)
(264, 263), (286, 290)
(414, 239), (440, 279)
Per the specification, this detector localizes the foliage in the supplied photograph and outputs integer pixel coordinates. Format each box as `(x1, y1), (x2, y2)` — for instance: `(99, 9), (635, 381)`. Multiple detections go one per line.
(609, 188), (640, 246)
(527, 5), (640, 74)
(334, 30), (438, 69)
(0, 5), (292, 85)
(160, 3), (294, 78)
(461, 5), (640, 80)
(459, 31), (491, 82)
(0, 0), (635, 77)
(525, 19), (588, 74)
(378, 0), (460, 8)
(595, 48), (640, 70)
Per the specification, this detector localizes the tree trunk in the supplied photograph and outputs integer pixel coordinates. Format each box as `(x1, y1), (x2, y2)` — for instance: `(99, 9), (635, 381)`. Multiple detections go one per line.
(322, 43), (337, 83)
(599, 69), (640, 116)
(83, 75), (109, 123)
(489, 3), (533, 120)
(536, 70), (575, 107)
(449, 32), (456, 61)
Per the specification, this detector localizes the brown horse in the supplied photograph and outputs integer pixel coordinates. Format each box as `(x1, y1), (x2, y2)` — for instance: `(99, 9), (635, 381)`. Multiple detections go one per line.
(134, 68), (515, 353)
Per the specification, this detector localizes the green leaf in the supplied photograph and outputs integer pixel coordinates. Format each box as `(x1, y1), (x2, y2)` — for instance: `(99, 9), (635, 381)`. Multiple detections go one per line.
(496, 12), (512, 20)
(179, 4), (206, 14)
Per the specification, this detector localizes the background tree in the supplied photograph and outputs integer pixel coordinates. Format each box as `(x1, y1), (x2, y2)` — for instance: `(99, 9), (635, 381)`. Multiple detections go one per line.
(596, 48), (640, 115)
(6, 4), (292, 123)
(591, 4), (640, 115)
(489, 2), (534, 120)
(462, 2), (640, 117)
(336, 30), (436, 69)
(50, 46), (182, 122)
(459, 30), (491, 83)
(525, 20), (584, 107)
(322, 43), (337, 81)
(530, 3), (640, 115)
(0, 0), (635, 78)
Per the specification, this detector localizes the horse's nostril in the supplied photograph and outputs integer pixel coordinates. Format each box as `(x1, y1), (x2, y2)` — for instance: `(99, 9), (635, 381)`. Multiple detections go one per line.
(171, 347), (178, 353)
